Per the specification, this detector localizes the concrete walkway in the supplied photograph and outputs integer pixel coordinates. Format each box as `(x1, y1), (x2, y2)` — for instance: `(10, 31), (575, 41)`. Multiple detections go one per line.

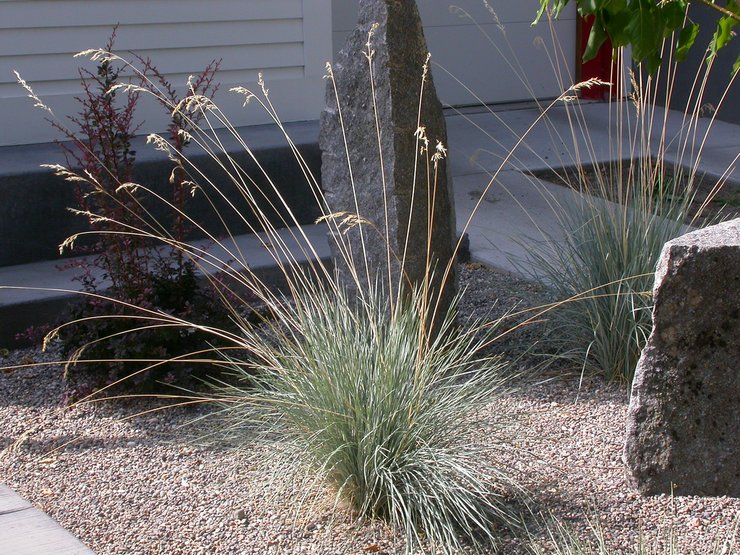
(446, 101), (739, 274)
(0, 485), (95, 555)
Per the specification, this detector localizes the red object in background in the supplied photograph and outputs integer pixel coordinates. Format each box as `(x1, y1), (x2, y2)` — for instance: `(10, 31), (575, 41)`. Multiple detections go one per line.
(578, 15), (618, 100)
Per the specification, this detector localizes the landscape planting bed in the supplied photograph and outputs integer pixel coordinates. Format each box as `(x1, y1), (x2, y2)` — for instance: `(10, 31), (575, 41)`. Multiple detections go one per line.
(529, 161), (740, 227)
(1, 263), (736, 554)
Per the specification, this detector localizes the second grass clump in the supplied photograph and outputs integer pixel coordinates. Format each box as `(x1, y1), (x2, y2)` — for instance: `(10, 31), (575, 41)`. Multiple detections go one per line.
(522, 54), (733, 383)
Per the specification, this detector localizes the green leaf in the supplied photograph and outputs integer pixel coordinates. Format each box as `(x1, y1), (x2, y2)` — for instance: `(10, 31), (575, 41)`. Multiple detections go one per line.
(715, 16), (736, 51)
(604, 9), (633, 47)
(534, 0), (570, 24)
(625, 0), (663, 70)
(676, 23), (699, 62)
(659, 0), (688, 36)
(644, 51), (663, 75)
(583, 16), (609, 61)
(730, 0), (740, 17)
(706, 0), (739, 66)
(578, 0), (601, 13)
(604, 0), (627, 12)
(534, 0), (550, 25)
(551, 0), (571, 18)
(733, 51), (740, 74)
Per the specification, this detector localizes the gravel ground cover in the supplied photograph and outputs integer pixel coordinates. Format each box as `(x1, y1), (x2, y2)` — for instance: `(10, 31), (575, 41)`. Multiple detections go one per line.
(1, 263), (737, 554)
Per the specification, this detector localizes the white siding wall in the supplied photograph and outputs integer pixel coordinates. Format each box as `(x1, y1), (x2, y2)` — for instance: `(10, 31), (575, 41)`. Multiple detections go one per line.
(0, 0), (332, 146)
(332, 0), (577, 107)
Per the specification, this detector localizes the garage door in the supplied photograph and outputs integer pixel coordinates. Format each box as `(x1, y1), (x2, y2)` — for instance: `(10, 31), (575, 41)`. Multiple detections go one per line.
(332, 0), (577, 106)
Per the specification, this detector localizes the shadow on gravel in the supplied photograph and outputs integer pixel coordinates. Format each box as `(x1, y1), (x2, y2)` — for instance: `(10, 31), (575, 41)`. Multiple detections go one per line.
(8, 433), (162, 455)
(0, 362), (66, 408)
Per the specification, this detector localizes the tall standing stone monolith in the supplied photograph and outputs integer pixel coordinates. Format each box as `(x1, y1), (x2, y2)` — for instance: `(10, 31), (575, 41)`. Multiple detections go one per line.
(624, 218), (740, 497)
(319, 0), (457, 320)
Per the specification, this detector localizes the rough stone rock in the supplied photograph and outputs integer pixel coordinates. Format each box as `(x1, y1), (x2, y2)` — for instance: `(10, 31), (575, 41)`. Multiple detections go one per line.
(319, 0), (457, 320)
(624, 218), (740, 497)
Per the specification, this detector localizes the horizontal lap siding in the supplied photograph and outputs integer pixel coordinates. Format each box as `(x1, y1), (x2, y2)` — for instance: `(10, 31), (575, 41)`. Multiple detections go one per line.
(4, 43), (305, 83)
(0, 0), (303, 26)
(1, 0), (332, 145)
(0, 20), (305, 57)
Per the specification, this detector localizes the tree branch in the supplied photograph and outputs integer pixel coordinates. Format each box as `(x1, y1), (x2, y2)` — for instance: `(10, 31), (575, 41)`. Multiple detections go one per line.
(691, 0), (740, 24)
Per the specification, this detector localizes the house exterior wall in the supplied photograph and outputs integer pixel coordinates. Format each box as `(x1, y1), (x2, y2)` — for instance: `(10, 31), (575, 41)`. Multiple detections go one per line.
(656, 3), (739, 124)
(0, 0), (332, 146)
(2, 1), (579, 147)
(331, 0), (577, 107)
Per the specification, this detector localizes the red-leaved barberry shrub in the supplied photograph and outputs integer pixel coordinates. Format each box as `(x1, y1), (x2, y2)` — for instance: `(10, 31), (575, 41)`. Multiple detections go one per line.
(49, 28), (240, 400)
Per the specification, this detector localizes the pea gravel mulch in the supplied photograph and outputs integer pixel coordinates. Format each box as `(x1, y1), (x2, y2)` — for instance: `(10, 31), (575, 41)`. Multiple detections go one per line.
(0, 263), (737, 554)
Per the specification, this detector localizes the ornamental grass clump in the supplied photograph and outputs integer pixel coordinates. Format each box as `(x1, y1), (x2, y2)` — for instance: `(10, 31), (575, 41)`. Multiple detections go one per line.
(213, 280), (519, 553)
(525, 167), (692, 382)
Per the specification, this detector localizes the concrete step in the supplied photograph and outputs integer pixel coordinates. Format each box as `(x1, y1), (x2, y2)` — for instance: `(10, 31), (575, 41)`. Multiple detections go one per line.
(0, 225), (331, 346)
(0, 118), (325, 347)
(0, 120), (322, 268)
